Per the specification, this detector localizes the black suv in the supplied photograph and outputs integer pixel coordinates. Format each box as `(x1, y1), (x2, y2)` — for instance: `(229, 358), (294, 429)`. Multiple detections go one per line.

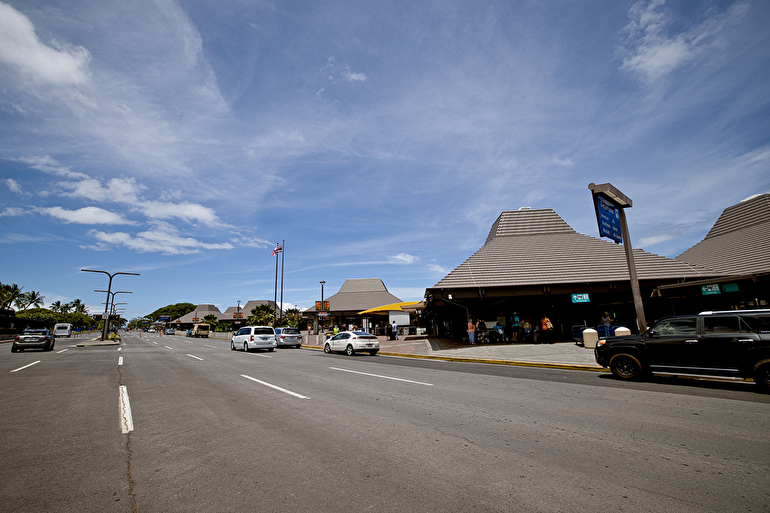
(595, 310), (770, 391)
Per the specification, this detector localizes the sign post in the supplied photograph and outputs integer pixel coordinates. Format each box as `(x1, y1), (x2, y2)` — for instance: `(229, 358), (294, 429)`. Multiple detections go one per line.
(588, 183), (647, 334)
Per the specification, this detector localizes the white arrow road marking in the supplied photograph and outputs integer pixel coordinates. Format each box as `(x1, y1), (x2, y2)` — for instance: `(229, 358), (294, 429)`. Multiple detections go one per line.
(10, 361), (41, 373)
(329, 367), (434, 386)
(119, 385), (134, 434)
(241, 374), (309, 399)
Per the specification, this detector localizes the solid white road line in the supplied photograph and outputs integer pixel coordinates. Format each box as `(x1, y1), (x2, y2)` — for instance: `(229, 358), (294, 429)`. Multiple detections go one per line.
(186, 354), (204, 361)
(241, 374), (309, 399)
(119, 385), (134, 434)
(118, 356), (124, 366)
(329, 367), (434, 386)
(10, 361), (41, 373)
(56, 348), (69, 354)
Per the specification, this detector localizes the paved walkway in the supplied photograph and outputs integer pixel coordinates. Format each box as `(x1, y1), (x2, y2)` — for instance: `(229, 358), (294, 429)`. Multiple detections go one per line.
(306, 333), (606, 371)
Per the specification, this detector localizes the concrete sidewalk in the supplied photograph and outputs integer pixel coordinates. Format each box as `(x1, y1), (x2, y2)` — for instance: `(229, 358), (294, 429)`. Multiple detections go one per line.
(306, 333), (606, 372)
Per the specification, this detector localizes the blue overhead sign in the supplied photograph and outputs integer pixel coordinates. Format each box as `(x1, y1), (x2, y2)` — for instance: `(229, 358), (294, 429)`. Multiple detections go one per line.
(596, 196), (623, 243)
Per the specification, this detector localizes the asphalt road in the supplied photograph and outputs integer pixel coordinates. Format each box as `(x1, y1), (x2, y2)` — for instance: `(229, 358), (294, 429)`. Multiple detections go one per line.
(1, 332), (768, 512)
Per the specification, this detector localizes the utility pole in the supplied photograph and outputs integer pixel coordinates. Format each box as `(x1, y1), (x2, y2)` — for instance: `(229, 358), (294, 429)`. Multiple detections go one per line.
(82, 270), (139, 340)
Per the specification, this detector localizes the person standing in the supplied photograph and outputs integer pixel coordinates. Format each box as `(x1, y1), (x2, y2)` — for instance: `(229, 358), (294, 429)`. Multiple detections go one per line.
(468, 318), (476, 344)
(392, 321), (398, 340)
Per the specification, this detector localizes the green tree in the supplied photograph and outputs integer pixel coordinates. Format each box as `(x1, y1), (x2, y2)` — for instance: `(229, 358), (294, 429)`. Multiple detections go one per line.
(0, 283), (24, 310)
(203, 314), (220, 331)
(50, 300), (62, 313)
(17, 291), (45, 311)
(247, 303), (276, 326)
(282, 307), (302, 327)
(146, 303), (196, 322)
(70, 298), (88, 314)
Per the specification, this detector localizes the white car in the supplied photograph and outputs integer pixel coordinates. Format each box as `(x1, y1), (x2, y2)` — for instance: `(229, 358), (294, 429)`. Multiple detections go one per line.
(324, 331), (379, 356)
(275, 327), (303, 348)
(232, 326), (276, 352)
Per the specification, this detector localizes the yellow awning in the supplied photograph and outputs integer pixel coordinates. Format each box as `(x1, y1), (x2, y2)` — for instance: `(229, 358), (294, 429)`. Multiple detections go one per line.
(358, 301), (424, 315)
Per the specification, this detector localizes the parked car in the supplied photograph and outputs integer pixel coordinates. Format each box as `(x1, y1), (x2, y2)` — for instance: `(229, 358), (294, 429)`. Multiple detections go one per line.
(231, 326), (276, 352)
(595, 309), (770, 391)
(324, 331), (379, 356)
(12, 328), (55, 352)
(275, 327), (302, 348)
(164, 328), (175, 335)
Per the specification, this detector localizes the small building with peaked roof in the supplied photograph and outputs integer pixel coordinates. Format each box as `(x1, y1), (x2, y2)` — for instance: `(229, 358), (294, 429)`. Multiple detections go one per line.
(658, 193), (770, 311)
(425, 207), (720, 339)
(303, 278), (401, 331)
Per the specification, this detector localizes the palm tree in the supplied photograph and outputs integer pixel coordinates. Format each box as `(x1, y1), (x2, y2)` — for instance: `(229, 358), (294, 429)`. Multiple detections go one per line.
(247, 303), (276, 326)
(0, 283), (24, 310)
(70, 299), (88, 314)
(22, 291), (45, 310)
(60, 302), (73, 314)
(50, 300), (63, 313)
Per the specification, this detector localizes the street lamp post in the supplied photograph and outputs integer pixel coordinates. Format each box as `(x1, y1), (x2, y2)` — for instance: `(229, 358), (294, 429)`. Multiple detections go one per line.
(82, 269), (139, 340)
(319, 280), (325, 334)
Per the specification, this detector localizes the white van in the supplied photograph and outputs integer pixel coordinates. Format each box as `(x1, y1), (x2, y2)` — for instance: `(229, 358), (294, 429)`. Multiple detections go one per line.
(53, 323), (73, 338)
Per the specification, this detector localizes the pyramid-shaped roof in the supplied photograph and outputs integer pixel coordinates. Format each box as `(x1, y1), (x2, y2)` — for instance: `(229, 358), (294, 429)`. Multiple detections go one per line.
(174, 304), (226, 323)
(304, 278), (401, 313)
(676, 194), (770, 276)
(433, 208), (717, 289)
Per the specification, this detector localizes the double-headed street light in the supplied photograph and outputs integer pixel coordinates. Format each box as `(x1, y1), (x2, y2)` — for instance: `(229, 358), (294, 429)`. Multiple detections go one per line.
(82, 269), (140, 340)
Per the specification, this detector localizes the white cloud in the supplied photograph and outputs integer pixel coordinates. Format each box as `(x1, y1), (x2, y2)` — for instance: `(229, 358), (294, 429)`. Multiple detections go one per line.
(5, 178), (23, 194)
(0, 207), (26, 217)
(341, 69), (368, 82)
(10, 156), (88, 179)
(0, 2), (91, 85)
(619, 0), (749, 84)
(37, 206), (136, 225)
(389, 253), (419, 264)
(86, 224), (234, 255)
(429, 264), (448, 275)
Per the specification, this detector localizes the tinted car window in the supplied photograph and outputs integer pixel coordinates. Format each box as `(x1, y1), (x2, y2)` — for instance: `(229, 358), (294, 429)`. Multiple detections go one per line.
(254, 327), (274, 335)
(703, 316), (742, 334)
(743, 315), (770, 333)
(282, 328), (301, 335)
(653, 317), (697, 335)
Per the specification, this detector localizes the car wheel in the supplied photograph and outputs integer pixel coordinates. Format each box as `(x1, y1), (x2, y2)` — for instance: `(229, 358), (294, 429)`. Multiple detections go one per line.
(295, 345), (301, 349)
(609, 354), (643, 380)
(243, 342), (249, 353)
(369, 350), (378, 356)
(10, 345), (17, 353)
(752, 360), (770, 392)
(324, 343), (331, 354)
(268, 348), (274, 352)
(231, 341), (236, 351)
(346, 344), (355, 356)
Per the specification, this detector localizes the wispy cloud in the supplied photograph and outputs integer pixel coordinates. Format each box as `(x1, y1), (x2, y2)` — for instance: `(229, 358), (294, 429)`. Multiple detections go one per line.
(86, 223), (234, 255)
(619, 0), (750, 84)
(5, 178), (23, 194)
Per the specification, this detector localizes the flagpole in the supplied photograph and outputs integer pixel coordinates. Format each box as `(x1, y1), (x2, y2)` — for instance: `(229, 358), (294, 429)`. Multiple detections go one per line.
(279, 239), (285, 324)
(273, 243), (279, 323)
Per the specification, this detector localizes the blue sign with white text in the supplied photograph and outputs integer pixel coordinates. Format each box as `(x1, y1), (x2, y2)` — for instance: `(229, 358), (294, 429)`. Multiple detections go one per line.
(597, 196), (623, 243)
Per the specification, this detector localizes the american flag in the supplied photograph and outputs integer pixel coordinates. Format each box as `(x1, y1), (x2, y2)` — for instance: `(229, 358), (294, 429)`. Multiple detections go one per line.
(271, 244), (283, 257)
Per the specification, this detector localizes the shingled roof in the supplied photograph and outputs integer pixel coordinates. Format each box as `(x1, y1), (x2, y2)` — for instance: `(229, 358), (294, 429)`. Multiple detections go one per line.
(304, 278), (401, 313)
(676, 194), (770, 276)
(433, 208), (717, 289)
(174, 304), (226, 323)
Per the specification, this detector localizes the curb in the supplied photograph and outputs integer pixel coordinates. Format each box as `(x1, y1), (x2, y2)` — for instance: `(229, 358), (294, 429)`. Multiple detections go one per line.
(300, 345), (608, 372)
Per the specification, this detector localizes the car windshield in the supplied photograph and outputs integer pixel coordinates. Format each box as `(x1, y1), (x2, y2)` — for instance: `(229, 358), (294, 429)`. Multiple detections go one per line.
(254, 327), (274, 335)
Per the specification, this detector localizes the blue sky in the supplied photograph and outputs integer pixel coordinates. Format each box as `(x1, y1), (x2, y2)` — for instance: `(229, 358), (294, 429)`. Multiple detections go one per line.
(1, 0), (768, 321)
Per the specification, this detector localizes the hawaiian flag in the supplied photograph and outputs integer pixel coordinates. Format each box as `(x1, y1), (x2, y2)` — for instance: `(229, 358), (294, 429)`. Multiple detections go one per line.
(272, 244), (283, 257)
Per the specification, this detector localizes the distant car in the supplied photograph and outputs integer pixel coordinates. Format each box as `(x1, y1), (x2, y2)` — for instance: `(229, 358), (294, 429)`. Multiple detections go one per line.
(164, 328), (175, 335)
(275, 327), (303, 348)
(595, 309), (770, 391)
(12, 328), (55, 352)
(148, 328), (156, 333)
(53, 323), (73, 338)
(324, 331), (379, 356)
(186, 329), (193, 337)
(231, 326), (276, 352)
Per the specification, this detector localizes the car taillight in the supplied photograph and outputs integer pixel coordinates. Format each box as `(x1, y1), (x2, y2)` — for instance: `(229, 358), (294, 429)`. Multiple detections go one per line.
(280, 335), (285, 339)
(250, 335), (254, 341)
